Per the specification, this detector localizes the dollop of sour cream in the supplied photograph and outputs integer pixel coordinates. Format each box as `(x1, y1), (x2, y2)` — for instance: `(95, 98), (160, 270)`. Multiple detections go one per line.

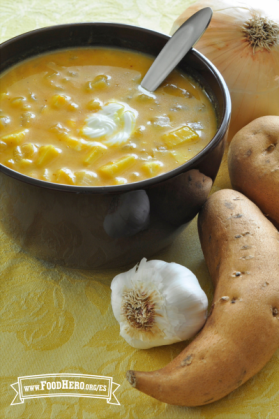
(82, 101), (138, 146)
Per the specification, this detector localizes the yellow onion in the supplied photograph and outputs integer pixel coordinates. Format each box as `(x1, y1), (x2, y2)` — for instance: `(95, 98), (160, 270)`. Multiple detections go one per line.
(171, 0), (279, 140)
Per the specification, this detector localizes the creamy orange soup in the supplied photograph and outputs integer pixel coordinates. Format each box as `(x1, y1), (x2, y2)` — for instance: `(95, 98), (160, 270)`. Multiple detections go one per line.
(0, 48), (217, 186)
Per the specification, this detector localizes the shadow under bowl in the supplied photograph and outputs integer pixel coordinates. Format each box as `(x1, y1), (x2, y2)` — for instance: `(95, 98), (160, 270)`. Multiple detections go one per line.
(0, 23), (231, 269)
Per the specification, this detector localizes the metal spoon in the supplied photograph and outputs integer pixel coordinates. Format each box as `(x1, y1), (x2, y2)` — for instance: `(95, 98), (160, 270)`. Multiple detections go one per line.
(141, 7), (213, 92)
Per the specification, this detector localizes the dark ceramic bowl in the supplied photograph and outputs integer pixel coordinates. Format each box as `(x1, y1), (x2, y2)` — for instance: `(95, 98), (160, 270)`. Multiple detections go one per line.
(0, 23), (231, 269)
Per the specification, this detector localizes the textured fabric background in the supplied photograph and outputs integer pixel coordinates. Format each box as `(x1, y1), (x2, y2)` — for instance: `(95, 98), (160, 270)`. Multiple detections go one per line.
(0, 1), (279, 418)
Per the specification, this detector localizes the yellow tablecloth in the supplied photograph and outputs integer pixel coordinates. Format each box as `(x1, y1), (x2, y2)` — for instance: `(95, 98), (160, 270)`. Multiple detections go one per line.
(1, 1), (279, 418)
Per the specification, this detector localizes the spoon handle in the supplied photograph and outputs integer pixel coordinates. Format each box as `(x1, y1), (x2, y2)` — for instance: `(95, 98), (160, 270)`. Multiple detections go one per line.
(141, 7), (213, 92)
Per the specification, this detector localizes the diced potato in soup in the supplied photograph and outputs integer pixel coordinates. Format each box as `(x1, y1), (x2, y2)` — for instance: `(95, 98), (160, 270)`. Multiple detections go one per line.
(0, 48), (217, 186)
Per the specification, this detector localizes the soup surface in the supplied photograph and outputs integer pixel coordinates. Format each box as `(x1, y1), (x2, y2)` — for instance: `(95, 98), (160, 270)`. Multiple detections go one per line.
(0, 48), (217, 186)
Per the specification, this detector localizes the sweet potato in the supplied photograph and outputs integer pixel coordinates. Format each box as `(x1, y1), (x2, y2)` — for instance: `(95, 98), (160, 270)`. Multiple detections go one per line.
(126, 189), (279, 406)
(228, 115), (279, 228)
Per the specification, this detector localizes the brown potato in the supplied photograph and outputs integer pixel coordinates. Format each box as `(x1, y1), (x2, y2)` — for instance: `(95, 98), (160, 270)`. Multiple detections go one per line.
(228, 116), (279, 228)
(126, 189), (279, 406)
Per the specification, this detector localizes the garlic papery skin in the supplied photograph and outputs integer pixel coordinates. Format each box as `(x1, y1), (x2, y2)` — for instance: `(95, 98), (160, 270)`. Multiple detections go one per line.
(171, 0), (279, 141)
(110, 258), (208, 349)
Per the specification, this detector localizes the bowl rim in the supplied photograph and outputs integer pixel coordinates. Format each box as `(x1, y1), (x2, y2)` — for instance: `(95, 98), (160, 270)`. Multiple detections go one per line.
(0, 22), (231, 194)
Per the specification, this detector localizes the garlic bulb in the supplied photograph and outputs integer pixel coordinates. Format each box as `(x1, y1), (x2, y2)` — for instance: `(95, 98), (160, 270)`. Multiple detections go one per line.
(171, 0), (279, 140)
(110, 258), (208, 349)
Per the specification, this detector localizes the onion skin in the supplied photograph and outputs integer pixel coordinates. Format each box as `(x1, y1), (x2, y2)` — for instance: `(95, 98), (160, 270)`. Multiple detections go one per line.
(171, 0), (279, 141)
(126, 190), (279, 406)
